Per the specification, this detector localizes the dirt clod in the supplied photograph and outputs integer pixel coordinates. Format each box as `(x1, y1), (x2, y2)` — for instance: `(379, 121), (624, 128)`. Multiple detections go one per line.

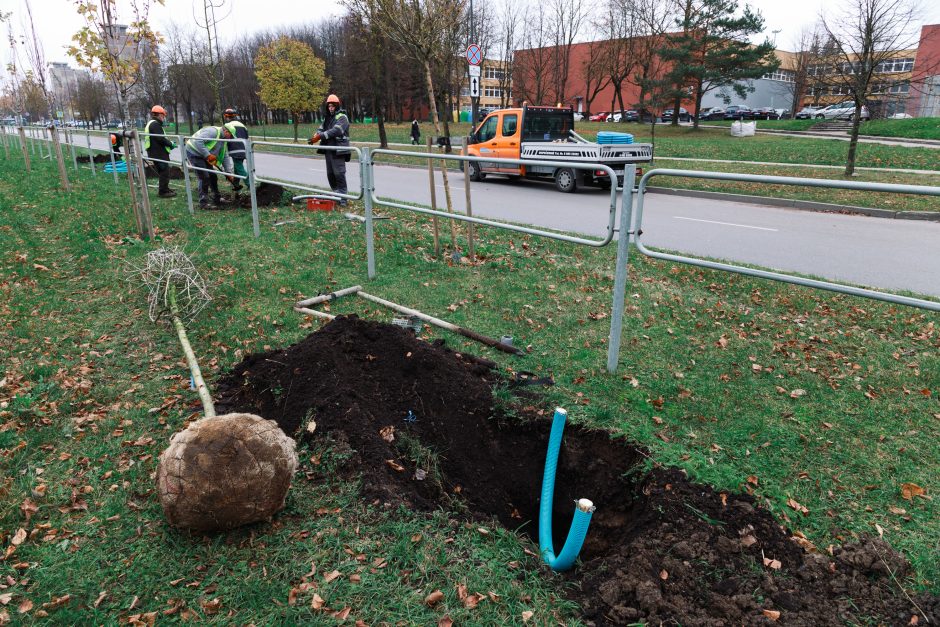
(215, 316), (938, 625)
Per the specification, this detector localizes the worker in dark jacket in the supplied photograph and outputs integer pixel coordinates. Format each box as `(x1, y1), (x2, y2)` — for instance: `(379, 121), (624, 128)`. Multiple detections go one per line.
(109, 130), (123, 160)
(410, 119), (421, 145)
(223, 108), (248, 191)
(144, 105), (177, 197)
(308, 93), (350, 205)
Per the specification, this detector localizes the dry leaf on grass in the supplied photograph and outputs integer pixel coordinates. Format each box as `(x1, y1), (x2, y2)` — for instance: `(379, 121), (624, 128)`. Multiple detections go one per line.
(763, 557), (782, 570)
(438, 617), (453, 627)
(424, 590), (444, 607)
(786, 498), (809, 515)
(522, 610), (534, 622)
(10, 529), (26, 546)
(763, 609), (781, 621)
(900, 483), (926, 501)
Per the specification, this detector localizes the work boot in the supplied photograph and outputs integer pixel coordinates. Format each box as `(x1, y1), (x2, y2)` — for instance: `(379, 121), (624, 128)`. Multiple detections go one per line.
(213, 196), (230, 207)
(199, 201), (210, 210)
(158, 189), (177, 198)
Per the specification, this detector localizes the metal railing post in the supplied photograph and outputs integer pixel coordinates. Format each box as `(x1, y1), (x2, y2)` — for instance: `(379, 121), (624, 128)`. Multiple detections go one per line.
(179, 135), (194, 215)
(1, 125), (8, 159)
(246, 139), (260, 237)
(108, 137), (119, 184)
(607, 165), (636, 373)
(85, 128), (96, 176)
(67, 127), (78, 171)
(362, 147), (376, 279)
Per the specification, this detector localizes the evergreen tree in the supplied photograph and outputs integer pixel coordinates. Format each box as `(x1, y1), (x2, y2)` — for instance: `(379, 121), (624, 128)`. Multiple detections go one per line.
(662, 0), (779, 129)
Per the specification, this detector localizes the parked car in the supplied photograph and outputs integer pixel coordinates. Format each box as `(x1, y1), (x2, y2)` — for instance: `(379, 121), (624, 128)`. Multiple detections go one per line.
(889, 112), (913, 119)
(795, 106), (821, 119)
(588, 111), (610, 122)
(775, 108), (791, 119)
(573, 112), (584, 122)
(661, 107), (691, 122)
(722, 105), (751, 120)
(610, 109), (652, 122)
(697, 107), (725, 120)
(814, 101), (870, 121)
(750, 107), (780, 120)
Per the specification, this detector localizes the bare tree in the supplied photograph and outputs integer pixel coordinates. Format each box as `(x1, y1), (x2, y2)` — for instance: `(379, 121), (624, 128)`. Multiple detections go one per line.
(818, 0), (928, 174)
(581, 38), (611, 115)
(75, 74), (110, 126)
(602, 0), (639, 116)
(515, 9), (552, 104)
(548, 0), (586, 105)
(20, 0), (55, 122)
(194, 0), (230, 122)
(493, 0), (522, 107)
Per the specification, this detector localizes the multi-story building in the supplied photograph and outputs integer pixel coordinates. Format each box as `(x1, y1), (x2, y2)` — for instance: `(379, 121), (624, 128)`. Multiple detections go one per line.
(48, 62), (89, 122)
(456, 60), (512, 115)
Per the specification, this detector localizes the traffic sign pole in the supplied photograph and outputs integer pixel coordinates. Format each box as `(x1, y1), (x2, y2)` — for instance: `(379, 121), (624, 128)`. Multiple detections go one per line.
(466, 42), (483, 126)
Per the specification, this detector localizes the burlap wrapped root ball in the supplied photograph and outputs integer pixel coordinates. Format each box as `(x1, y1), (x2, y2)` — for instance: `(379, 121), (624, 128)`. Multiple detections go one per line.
(157, 413), (299, 532)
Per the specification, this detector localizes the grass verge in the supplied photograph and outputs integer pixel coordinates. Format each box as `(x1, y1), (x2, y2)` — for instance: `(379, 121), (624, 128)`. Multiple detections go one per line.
(0, 149), (937, 623)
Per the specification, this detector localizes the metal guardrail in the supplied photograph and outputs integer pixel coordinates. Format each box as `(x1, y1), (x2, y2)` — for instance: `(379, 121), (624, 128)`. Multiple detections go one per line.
(367, 147), (637, 372)
(634, 169), (940, 313)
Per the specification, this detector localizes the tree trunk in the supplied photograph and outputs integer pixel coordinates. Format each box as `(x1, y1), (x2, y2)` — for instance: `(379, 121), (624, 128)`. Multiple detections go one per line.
(293, 115), (299, 143)
(422, 60), (458, 249)
(845, 103), (862, 176)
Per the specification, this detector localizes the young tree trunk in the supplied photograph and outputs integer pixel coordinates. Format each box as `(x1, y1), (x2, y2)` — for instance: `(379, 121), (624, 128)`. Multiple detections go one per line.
(423, 60), (458, 249)
(845, 103), (862, 176)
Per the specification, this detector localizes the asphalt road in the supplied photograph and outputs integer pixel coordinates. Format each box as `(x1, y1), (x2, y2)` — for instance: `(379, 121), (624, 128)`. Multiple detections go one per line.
(55, 132), (940, 299)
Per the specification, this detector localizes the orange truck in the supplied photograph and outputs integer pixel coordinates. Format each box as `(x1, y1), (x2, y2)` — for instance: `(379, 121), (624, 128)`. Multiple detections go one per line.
(465, 105), (652, 193)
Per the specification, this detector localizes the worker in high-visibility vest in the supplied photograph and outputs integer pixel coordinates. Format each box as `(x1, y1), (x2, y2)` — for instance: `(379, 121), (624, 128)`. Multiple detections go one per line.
(223, 108), (248, 191)
(185, 125), (234, 209)
(109, 130), (123, 160)
(144, 105), (177, 198)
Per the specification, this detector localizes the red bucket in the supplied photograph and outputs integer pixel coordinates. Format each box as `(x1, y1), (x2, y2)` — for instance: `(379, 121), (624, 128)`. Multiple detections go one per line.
(306, 198), (335, 211)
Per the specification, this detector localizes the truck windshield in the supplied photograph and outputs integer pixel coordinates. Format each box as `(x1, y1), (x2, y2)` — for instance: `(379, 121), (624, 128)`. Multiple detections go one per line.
(522, 110), (572, 142)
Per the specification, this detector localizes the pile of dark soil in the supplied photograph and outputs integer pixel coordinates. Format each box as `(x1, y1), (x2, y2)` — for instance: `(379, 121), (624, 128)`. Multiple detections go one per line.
(215, 316), (937, 625)
(144, 164), (184, 180)
(76, 153), (115, 164)
(198, 183), (286, 211)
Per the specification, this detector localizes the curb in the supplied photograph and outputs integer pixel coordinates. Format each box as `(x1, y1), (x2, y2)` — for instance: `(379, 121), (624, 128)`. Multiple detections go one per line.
(645, 186), (940, 221)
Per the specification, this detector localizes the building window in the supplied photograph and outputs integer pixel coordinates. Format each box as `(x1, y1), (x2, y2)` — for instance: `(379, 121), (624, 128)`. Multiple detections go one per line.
(484, 67), (505, 80)
(460, 87), (470, 97)
(484, 86), (503, 98)
(875, 58), (914, 73)
(762, 69), (795, 82)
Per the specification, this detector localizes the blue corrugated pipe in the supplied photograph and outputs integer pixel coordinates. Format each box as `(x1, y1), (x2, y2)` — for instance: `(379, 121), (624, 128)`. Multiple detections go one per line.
(539, 407), (595, 571)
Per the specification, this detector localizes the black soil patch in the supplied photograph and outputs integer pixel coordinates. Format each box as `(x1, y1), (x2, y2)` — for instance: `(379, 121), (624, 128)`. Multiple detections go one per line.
(215, 316), (938, 625)
(76, 153), (115, 164)
(197, 183), (287, 211)
(144, 164), (184, 180)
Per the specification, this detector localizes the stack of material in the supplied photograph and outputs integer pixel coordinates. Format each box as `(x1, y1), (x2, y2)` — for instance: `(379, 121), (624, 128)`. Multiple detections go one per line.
(596, 131), (634, 145)
(104, 160), (128, 173)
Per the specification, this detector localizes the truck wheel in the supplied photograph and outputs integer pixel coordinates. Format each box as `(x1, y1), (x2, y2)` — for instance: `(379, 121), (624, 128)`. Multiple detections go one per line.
(468, 160), (485, 182)
(554, 167), (578, 193)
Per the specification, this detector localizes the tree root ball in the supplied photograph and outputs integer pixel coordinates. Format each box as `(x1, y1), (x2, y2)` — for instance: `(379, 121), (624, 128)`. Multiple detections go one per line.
(157, 413), (299, 532)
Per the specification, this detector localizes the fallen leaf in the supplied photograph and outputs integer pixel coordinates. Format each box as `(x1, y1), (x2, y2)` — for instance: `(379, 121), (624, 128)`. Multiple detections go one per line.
(424, 590), (444, 607)
(323, 570), (342, 583)
(763, 609), (781, 621)
(0, 594), (11, 606)
(659, 569), (668, 580)
(463, 593), (484, 609)
(305, 420), (317, 434)
(889, 506), (907, 515)
(789, 389), (806, 399)
(310, 593), (325, 610)
(763, 557), (782, 570)
(438, 617), (453, 627)
(786, 498), (809, 515)
(741, 535), (758, 547)
(332, 607), (350, 620)
(456, 583), (468, 601)
(200, 598), (221, 615)
(10, 530), (26, 546)
(379, 426), (395, 442)
(522, 610), (534, 622)
(385, 459), (405, 472)
(17, 599), (32, 614)
(93, 591), (107, 609)
(900, 483), (925, 501)
(875, 523), (885, 538)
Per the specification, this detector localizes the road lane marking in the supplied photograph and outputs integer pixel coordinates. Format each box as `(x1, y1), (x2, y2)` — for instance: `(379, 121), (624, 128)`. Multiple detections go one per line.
(673, 216), (777, 232)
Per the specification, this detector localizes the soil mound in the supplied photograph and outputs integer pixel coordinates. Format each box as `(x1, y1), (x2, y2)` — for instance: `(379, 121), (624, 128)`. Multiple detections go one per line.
(197, 183), (286, 211)
(214, 316), (937, 626)
(76, 153), (115, 164)
(144, 164), (184, 180)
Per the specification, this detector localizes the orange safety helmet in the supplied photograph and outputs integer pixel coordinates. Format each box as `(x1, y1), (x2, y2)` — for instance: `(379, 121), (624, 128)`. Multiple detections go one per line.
(326, 94), (341, 105)
(151, 105), (167, 115)
(223, 108), (238, 119)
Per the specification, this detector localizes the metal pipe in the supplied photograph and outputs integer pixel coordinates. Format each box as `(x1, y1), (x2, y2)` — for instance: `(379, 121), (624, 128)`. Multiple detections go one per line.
(85, 128), (96, 176)
(293, 306), (335, 320)
(361, 147), (376, 279)
(246, 137), (261, 237)
(356, 291), (523, 355)
(296, 285), (362, 307)
(607, 165), (636, 372)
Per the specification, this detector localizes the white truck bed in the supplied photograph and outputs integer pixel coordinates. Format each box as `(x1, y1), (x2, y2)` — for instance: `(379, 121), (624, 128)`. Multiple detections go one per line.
(520, 140), (653, 164)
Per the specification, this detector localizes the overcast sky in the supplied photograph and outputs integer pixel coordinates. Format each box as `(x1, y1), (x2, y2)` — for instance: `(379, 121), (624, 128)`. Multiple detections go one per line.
(1, 0), (939, 68)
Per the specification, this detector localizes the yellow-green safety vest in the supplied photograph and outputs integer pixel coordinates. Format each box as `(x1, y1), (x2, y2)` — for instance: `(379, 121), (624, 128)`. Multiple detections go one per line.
(185, 127), (227, 161)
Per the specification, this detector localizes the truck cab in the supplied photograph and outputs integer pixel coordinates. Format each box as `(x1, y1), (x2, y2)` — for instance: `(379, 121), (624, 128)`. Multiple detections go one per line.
(465, 105), (652, 193)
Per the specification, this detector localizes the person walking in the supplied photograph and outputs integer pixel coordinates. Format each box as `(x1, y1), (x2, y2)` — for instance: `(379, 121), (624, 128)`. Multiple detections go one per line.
(308, 94), (350, 205)
(144, 105), (177, 198)
(185, 125), (235, 209)
(223, 108), (249, 191)
(410, 119), (421, 145)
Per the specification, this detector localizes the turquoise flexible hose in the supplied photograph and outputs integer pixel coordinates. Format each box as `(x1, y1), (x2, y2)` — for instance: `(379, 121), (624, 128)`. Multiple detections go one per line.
(539, 407), (595, 571)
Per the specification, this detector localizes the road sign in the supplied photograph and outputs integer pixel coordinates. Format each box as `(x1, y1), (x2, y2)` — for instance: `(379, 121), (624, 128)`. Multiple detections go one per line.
(469, 76), (480, 98)
(468, 64), (480, 77)
(466, 43), (483, 66)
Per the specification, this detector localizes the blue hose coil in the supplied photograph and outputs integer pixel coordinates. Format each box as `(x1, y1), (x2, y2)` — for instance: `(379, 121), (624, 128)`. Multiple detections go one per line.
(539, 407), (595, 571)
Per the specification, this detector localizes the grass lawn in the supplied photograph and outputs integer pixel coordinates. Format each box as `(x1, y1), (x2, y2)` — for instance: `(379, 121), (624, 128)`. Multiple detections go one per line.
(1, 145), (938, 622)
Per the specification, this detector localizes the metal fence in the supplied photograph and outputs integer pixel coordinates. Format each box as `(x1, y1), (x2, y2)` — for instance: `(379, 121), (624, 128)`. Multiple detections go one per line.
(3, 123), (938, 373)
